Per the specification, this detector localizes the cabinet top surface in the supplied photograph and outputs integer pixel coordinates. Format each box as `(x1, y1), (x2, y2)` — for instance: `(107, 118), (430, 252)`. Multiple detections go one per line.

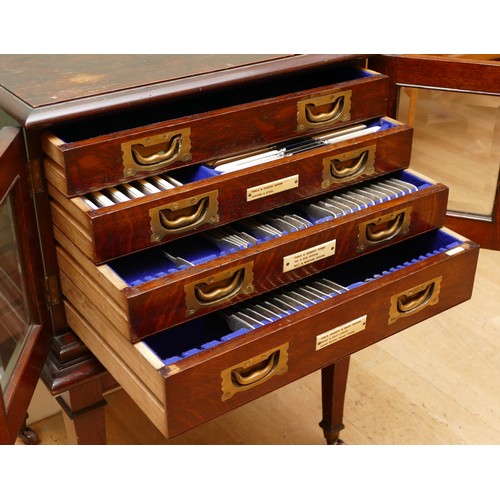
(0, 54), (362, 128)
(0, 54), (290, 107)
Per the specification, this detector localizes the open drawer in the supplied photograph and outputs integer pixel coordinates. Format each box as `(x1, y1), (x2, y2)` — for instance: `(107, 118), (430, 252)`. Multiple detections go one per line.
(54, 170), (449, 342)
(41, 66), (389, 196)
(61, 228), (479, 438)
(47, 117), (412, 263)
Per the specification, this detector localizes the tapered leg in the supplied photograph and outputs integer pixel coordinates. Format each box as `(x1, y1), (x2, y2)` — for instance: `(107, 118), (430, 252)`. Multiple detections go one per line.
(319, 356), (351, 445)
(56, 378), (107, 445)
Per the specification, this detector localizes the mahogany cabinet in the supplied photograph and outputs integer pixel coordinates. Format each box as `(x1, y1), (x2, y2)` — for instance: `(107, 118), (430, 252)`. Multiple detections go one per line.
(0, 54), (494, 444)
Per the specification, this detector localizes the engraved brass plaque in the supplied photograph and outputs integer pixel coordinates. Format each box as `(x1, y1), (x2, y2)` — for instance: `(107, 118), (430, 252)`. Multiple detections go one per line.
(121, 127), (192, 177)
(185, 261), (254, 317)
(247, 174), (299, 202)
(297, 90), (352, 132)
(357, 206), (412, 253)
(388, 276), (442, 324)
(221, 343), (289, 401)
(150, 190), (219, 242)
(316, 315), (367, 351)
(322, 144), (376, 187)
(283, 239), (336, 273)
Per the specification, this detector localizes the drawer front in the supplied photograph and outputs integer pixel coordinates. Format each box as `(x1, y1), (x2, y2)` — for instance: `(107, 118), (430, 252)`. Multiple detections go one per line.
(54, 172), (449, 342)
(162, 236), (478, 437)
(46, 118), (412, 263)
(42, 69), (389, 196)
(60, 229), (479, 438)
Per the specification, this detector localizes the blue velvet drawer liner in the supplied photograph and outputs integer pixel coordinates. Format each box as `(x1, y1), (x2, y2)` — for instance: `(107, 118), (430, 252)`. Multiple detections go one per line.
(109, 169), (431, 287)
(143, 229), (462, 365)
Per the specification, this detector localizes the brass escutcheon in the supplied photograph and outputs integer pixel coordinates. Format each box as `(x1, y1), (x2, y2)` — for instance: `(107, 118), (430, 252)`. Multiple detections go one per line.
(149, 190), (219, 241)
(388, 276), (442, 324)
(121, 127), (192, 177)
(221, 343), (289, 401)
(297, 90), (352, 131)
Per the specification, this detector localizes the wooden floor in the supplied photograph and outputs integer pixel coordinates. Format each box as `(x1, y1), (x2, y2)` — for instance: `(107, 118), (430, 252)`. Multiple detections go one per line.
(20, 247), (499, 445)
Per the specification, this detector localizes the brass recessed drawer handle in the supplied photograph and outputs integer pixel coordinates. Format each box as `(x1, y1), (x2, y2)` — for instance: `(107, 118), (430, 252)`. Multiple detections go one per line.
(365, 211), (405, 242)
(357, 207), (411, 253)
(322, 144), (375, 187)
(331, 149), (369, 179)
(150, 190), (219, 241)
(232, 350), (280, 386)
(297, 91), (351, 132)
(131, 134), (182, 166)
(159, 197), (209, 231)
(305, 96), (344, 124)
(221, 343), (289, 401)
(185, 262), (253, 316)
(121, 128), (191, 177)
(194, 268), (244, 304)
(397, 282), (435, 313)
(388, 276), (442, 324)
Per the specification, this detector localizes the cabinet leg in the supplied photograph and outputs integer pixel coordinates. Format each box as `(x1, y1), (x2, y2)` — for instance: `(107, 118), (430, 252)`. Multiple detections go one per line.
(56, 378), (107, 445)
(18, 413), (40, 445)
(319, 356), (351, 445)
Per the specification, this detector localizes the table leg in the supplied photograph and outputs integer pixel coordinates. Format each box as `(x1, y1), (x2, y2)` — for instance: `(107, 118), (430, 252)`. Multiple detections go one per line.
(56, 378), (107, 445)
(319, 356), (351, 445)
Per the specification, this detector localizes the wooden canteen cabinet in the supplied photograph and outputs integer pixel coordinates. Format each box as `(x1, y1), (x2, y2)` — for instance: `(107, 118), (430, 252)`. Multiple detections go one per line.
(0, 54), (487, 444)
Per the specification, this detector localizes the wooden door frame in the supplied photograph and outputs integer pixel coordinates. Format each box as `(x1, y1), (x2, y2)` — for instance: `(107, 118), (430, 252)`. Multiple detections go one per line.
(369, 55), (500, 249)
(0, 127), (52, 443)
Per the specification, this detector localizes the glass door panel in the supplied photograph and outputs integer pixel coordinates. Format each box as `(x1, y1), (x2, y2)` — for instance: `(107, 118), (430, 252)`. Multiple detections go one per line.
(0, 191), (33, 393)
(397, 88), (500, 220)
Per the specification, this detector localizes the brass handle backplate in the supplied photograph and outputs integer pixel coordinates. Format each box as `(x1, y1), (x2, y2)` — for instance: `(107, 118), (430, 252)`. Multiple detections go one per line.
(185, 261), (254, 316)
(388, 276), (442, 324)
(221, 343), (289, 401)
(322, 145), (376, 187)
(357, 207), (412, 253)
(149, 190), (219, 241)
(121, 127), (192, 177)
(297, 90), (352, 132)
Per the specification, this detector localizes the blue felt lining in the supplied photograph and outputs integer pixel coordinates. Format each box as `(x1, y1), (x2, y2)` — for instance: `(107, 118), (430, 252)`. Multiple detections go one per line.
(173, 165), (219, 184)
(142, 229), (464, 366)
(108, 169), (433, 286)
(399, 169), (433, 190)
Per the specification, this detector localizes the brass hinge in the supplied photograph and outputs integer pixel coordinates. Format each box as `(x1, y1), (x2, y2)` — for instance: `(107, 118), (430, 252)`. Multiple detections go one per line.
(27, 158), (45, 194)
(44, 275), (61, 307)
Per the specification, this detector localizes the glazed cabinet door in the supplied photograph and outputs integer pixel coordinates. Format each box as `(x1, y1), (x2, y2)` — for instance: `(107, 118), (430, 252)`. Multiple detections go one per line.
(369, 55), (500, 249)
(0, 127), (52, 444)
